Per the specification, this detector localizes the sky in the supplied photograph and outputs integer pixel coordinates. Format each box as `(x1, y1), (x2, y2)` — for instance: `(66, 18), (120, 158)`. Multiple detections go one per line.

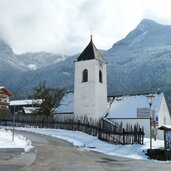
(0, 0), (171, 55)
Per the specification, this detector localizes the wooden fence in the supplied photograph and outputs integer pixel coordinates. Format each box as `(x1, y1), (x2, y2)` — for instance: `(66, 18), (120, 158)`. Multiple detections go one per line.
(0, 113), (144, 145)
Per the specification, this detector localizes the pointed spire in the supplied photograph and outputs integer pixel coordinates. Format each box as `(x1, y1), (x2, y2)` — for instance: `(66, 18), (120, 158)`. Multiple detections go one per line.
(90, 34), (93, 42)
(90, 28), (93, 42)
(77, 35), (105, 63)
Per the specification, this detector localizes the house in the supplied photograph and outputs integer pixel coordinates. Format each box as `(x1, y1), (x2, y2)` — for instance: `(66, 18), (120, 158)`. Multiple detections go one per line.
(106, 93), (171, 139)
(0, 86), (13, 115)
(10, 99), (42, 114)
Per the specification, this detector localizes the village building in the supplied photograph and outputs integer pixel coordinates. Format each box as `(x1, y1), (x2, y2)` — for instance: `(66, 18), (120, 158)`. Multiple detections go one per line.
(106, 93), (171, 139)
(0, 86), (13, 115)
(10, 99), (42, 114)
(55, 37), (171, 140)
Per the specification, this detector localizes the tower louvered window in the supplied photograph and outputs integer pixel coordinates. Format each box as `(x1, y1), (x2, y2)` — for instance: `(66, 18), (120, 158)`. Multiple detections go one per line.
(82, 69), (88, 82)
(99, 70), (102, 83)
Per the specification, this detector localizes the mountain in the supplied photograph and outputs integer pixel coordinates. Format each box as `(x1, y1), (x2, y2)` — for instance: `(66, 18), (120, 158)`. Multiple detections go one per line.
(109, 19), (171, 53)
(16, 52), (67, 70)
(1, 19), (171, 110)
(106, 19), (171, 94)
(0, 39), (26, 89)
(0, 39), (69, 92)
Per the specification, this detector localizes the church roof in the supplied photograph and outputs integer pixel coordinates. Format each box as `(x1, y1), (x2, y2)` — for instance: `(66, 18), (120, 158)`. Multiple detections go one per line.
(77, 37), (105, 63)
(106, 93), (164, 119)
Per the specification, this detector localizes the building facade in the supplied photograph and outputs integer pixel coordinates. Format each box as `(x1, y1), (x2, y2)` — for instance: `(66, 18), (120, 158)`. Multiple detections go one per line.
(0, 87), (12, 109)
(0, 86), (13, 115)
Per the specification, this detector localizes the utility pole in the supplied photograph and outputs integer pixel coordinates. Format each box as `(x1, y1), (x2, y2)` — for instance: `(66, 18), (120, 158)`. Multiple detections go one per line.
(147, 95), (155, 151)
(12, 105), (16, 141)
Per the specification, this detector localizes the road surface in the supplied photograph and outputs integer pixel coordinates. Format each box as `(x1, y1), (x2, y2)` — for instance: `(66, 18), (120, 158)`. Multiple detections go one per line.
(0, 130), (171, 171)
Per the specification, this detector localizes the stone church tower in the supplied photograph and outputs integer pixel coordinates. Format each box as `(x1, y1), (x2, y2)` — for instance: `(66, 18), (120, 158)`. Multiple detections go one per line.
(74, 37), (107, 119)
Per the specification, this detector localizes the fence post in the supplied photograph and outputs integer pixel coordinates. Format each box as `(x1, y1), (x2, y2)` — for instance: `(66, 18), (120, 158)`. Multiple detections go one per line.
(142, 127), (144, 144)
(123, 128), (125, 145)
(98, 120), (102, 140)
(78, 120), (80, 131)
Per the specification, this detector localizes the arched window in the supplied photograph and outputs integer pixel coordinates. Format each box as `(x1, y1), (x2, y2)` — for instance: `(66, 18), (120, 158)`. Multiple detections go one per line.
(99, 70), (102, 83)
(82, 69), (88, 82)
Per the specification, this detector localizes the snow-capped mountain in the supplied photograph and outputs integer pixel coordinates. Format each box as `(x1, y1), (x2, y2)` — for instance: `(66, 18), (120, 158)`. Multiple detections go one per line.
(1, 19), (171, 110)
(16, 52), (67, 70)
(105, 19), (171, 95)
(109, 19), (171, 53)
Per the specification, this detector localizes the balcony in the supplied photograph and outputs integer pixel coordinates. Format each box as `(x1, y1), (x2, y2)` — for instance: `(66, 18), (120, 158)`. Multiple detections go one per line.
(0, 101), (9, 107)
(0, 94), (7, 98)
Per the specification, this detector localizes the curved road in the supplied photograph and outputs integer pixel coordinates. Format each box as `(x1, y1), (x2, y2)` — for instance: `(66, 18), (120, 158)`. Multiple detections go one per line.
(0, 131), (171, 171)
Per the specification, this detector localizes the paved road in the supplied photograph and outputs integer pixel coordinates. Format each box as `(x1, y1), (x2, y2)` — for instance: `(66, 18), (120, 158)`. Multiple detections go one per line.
(0, 131), (171, 171)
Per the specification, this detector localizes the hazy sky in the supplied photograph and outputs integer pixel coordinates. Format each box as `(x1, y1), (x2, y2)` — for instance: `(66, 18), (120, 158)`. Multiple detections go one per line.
(0, 0), (171, 55)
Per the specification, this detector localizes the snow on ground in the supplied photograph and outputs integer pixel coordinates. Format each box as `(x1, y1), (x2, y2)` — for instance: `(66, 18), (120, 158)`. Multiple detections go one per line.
(7, 126), (164, 160)
(0, 128), (33, 152)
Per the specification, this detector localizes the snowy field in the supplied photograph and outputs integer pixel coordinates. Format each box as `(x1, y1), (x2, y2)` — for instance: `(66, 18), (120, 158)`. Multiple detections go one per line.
(0, 128), (33, 152)
(0, 126), (164, 160)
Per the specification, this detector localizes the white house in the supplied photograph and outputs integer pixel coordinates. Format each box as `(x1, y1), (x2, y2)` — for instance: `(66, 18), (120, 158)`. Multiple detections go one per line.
(106, 93), (171, 139)
(74, 36), (108, 119)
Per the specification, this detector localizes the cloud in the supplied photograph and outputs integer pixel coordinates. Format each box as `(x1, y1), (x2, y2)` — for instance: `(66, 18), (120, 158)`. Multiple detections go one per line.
(0, 0), (171, 55)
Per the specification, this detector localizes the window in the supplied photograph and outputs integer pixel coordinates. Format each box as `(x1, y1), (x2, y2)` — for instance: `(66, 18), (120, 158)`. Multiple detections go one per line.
(99, 70), (102, 83)
(82, 69), (88, 82)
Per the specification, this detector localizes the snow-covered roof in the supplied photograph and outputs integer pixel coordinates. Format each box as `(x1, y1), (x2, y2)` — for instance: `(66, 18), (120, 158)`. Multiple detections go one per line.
(55, 93), (74, 113)
(10, 99), (42, 106)
(158, 125), (171, 130)
(107, 93), (164, 119)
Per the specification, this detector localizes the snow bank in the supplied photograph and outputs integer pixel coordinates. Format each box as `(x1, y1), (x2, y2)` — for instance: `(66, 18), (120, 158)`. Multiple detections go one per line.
(13, 127), (164, 160)
(0, 128), (33, 152)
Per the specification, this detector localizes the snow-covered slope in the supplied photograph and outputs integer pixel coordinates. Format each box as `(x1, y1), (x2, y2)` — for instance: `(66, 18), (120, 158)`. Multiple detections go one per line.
(16, 52), (67, 70)
(109, 19), (171, 52)
(0, 39), (26, 70)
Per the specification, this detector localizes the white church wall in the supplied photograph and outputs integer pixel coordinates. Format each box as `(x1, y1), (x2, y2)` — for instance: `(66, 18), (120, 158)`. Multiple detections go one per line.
(74, 59), (107, 119)
(74, 60), (96, 118)
(95, 61), (108, 118)
(158, 96), (171, 127)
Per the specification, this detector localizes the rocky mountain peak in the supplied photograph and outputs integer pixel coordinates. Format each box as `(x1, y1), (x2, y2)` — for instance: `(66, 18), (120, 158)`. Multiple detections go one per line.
(137, 19), (159, 31)
(110, 19), (171, 51)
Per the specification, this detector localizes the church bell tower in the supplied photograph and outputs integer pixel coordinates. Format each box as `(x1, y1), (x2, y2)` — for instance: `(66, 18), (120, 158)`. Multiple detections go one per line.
(74, 36), (107, 119)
